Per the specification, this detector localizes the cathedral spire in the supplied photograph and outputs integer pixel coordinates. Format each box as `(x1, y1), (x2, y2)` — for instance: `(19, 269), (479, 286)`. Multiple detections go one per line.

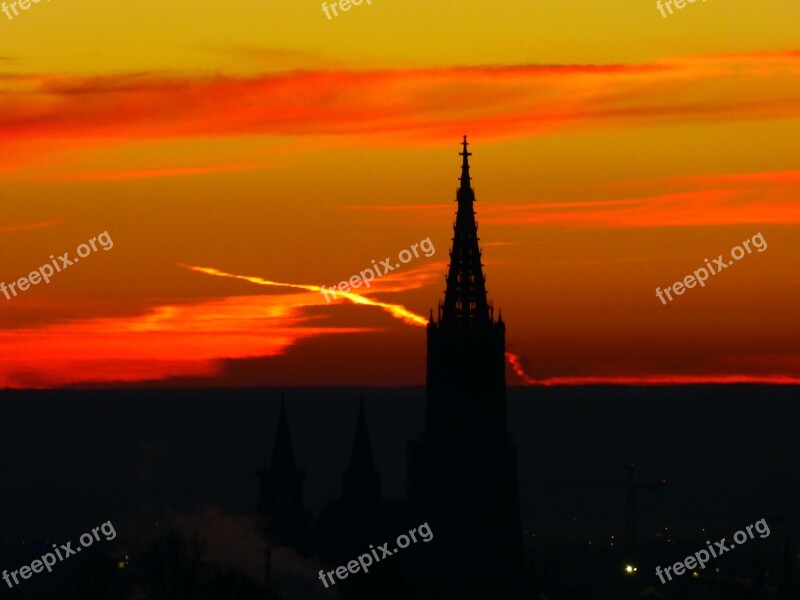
(440, 136), (490, 328)
(270, 395), (296, 471)
(255, 395), (310, 547)
(349, 396), (375, 468)
(342, 395), (381, 502)
(412, 139), (522, 597)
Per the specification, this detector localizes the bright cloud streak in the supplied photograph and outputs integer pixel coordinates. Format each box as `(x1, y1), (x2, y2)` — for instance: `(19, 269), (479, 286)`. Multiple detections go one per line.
(185, 264), (550, 385)
(183, 264), (429, 326)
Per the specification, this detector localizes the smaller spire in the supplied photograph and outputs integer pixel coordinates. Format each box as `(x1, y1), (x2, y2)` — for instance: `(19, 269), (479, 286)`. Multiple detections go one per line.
(349, 395), (375, 468)
(342, 395), (381, 502)
(255, 393), (310, 541)
(270, 395), (296, 471)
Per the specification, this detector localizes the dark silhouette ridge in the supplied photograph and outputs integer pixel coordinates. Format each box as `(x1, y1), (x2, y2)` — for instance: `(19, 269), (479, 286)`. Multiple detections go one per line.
(1, 385), (797, 599)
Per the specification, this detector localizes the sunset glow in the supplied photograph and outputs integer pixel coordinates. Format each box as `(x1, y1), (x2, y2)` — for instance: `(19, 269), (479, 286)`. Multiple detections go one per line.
(2, 1), (799, 387)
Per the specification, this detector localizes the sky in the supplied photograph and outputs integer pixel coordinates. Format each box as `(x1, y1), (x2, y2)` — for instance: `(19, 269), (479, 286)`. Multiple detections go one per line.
(1, 0), (799, 387)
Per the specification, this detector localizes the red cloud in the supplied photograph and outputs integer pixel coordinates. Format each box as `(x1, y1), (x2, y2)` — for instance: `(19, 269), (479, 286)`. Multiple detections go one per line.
(2, 51), (800, 159)
(0, 294), (373, 388)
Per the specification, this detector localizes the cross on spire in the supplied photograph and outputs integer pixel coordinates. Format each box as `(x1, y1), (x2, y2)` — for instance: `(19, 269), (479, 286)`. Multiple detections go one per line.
(460, 135), (472, 158)
(459, 135), (472, 189)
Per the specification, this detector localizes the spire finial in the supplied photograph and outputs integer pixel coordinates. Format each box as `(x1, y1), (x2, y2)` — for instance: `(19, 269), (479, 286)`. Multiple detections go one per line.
(460, 135), (472, 162)
(459, 135), (472, 189)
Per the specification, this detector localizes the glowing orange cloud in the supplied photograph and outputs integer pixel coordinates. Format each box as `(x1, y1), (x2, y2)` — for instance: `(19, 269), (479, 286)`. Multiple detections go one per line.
(506, 352), (539, 385)
(638, 169), (800, 189)
(531, 374), (800, 386)
(29, 162), (267, 182)
(503, 353), (800, 386)
(0, 260), (454, 388)
(3, 51), (800, 172)
(481, 189), (800, 228)
(344, 180), (800, 229)
(0, 295), (371, 388)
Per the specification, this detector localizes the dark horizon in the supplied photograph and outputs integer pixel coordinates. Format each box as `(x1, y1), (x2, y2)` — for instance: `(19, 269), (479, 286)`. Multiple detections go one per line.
(2, 383), (798, 542)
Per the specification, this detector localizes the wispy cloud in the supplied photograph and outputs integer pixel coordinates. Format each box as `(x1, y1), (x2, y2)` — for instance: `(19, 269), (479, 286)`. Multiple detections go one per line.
(0, 219), (59, 233)
(479, 189), (800, 228)
(26, 162), (267, 182)
(346, 182), (800, 229)
(3, 50), (800, 161)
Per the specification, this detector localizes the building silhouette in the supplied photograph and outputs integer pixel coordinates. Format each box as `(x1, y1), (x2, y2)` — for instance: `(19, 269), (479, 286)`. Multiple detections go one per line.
(255, 398), (311, 549)
(408, 136), (524, 598)
(256, 138), (524, 598)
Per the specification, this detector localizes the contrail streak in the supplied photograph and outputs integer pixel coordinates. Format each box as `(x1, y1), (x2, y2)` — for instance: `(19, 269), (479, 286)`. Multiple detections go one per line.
(182, 264), (428, 326)
(183, 264), (540, 384)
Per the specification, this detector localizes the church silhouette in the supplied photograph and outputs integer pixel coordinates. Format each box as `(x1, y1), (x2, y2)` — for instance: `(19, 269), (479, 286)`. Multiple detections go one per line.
(256, 138), (524, 599)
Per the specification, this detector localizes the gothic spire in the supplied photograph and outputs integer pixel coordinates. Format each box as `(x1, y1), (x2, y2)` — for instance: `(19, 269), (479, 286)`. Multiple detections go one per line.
(270, 395), (296, 471)
(440, 136), (491, 328)
(342, 395), (381, 502)
(255, 395), (310, 545)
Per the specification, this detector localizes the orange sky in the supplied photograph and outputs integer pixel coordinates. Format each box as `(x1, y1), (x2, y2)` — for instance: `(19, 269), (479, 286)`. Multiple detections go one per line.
(1, 1), (799, 387)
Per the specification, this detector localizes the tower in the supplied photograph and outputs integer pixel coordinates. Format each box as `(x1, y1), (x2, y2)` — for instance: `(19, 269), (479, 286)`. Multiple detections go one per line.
(408, 137), (524, 598)
(425, 135), (508, 438)
(342, 396), (382, 503)
(255, 398), (310, 549)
